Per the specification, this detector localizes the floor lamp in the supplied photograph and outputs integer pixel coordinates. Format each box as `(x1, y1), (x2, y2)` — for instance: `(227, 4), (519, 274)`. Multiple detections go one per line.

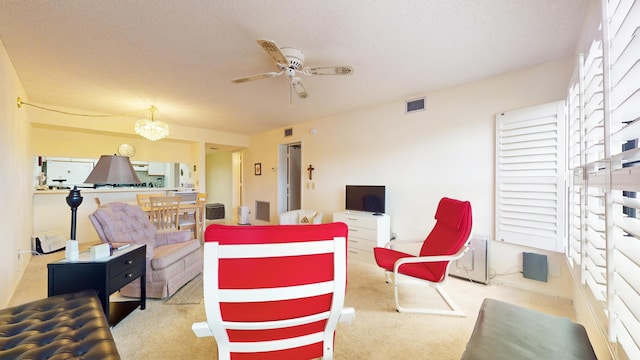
(65, 155), (141, 260)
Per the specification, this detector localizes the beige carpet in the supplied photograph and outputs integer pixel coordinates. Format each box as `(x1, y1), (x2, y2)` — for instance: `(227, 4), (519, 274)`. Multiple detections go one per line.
(164, 274), (203, 305)
(111, 260), (574, 359)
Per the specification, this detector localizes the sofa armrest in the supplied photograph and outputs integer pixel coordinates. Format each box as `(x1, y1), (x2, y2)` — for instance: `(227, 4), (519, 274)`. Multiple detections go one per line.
(154, 229), (193, 246)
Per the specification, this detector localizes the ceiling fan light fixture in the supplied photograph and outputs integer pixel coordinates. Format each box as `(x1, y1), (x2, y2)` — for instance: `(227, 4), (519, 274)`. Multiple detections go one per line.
(135, 106), (169, 141)
(280, 47), (305, 69)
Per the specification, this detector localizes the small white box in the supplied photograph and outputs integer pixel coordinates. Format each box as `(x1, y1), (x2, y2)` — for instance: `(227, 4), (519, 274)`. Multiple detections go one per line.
(90, 243), (111, 259)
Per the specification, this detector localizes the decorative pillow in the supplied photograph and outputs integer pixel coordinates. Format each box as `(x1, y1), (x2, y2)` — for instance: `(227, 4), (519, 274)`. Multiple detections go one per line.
(298, 211), (316, 224)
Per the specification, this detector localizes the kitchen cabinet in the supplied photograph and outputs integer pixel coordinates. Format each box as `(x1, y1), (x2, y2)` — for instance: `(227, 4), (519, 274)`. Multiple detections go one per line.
(148, 162), (165, 175)
(45, 160), (94, 187)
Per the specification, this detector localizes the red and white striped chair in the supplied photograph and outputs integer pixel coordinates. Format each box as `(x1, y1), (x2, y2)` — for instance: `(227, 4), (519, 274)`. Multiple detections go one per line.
(192, 223), (354, 360)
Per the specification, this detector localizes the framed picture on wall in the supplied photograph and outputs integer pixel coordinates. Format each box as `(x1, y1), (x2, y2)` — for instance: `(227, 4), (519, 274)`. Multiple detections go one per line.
(254, 163), (262, 176)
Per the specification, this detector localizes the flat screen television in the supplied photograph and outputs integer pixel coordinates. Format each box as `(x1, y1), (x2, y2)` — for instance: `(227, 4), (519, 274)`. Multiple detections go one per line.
(345, 185), (385, 215)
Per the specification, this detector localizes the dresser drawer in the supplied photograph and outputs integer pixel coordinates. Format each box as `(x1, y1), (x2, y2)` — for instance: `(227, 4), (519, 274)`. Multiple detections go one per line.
(109, 247), (145, 278)
(109, 265), (144, 293)
(333, 211), (390, 264)
(347, 226), (378, 241)
(348, 237), (376, 252)
(334, 214), (379, 230)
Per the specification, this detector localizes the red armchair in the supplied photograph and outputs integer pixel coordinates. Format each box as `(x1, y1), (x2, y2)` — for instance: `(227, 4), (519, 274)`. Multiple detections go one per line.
(374, 197), (472, 316)
(192, 223), (354, 360)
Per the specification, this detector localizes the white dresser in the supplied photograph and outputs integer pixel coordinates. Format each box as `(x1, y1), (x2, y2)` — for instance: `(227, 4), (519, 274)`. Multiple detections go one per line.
(333, 211), (390, 263)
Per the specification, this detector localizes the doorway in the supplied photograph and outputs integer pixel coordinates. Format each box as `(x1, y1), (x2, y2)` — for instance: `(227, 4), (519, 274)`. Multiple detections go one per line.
(231, 151), (243, 223)
(278, 142), (302, 215)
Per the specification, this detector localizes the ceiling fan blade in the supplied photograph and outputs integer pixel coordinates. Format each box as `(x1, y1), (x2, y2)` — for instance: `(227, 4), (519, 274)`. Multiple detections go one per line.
(303, 65), (354, 76)
(231, 71), (282, 84)
(257, 39), (289, 66)
(291, 77), (309, 99)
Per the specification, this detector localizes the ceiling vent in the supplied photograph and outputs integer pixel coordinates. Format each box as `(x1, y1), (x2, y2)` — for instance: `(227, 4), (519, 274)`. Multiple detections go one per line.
(405, 97), (426, 114)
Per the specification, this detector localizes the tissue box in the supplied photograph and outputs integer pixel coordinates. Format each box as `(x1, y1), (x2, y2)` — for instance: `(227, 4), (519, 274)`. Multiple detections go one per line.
(90, 243), (111, 259)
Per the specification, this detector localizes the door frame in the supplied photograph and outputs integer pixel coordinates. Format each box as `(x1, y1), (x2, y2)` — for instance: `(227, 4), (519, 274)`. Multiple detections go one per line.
(277, 141), (302, 216)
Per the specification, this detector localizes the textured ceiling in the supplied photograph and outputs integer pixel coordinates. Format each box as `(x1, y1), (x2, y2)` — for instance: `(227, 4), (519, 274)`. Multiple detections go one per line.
(0, 0), (589, 136)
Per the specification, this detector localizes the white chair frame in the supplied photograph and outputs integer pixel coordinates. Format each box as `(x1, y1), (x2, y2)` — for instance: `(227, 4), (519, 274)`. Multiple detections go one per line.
(193, 236), (354, 360)
(382, 239), (471, 317)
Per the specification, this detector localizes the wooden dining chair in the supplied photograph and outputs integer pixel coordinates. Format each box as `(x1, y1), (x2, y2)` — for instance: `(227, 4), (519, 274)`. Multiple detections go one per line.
(136, 193), (164, 211)
(179, 192), (207, 240)
(148, 196), (181, 231)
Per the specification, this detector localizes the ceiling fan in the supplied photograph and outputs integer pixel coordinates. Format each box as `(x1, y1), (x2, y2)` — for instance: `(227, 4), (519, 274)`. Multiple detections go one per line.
(232, 39), (354, 102)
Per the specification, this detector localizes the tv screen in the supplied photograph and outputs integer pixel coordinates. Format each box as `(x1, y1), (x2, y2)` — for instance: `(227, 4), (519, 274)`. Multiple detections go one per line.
(345, 185), (385, 214)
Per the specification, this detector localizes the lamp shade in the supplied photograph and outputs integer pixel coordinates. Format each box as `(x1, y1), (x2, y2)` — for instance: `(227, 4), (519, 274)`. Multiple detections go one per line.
(84, 155), (141, 185)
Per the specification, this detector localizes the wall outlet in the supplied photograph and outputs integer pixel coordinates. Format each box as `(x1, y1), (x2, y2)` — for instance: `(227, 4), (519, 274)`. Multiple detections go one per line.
(548, 259), (561, 277)
(17, 250), (32, 259)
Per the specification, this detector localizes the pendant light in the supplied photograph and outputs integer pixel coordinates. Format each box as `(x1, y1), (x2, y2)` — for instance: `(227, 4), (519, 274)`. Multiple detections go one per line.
(135, 106), (169, 141)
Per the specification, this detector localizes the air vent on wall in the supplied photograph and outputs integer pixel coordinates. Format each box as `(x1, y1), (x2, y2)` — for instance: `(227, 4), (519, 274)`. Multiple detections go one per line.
(255, 201), (270, 222)
(405, 97), (426, 113)
(284, 128), (293, 137)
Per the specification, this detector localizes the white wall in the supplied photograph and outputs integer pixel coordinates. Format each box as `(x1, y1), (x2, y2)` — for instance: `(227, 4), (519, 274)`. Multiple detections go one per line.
(243, 57), (576, 297)
(0, 38), (33, 307)
(205, 151), (234, 221)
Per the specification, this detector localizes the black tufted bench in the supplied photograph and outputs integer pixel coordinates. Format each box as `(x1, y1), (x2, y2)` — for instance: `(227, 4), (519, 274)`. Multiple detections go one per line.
(0, 290), (120, 359)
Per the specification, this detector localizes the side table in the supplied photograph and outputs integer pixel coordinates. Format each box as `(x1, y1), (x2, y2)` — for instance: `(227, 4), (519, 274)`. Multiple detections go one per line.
(48, 243), (146, 326)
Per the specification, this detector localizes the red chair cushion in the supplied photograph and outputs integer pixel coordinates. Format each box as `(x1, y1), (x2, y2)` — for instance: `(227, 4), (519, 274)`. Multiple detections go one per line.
(373, 247), (442, 282)
(434, 197), (469, 230)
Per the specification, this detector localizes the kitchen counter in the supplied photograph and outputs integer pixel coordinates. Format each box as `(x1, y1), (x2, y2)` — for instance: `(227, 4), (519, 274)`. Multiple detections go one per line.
(33, 187), (195, 194)
(33, 188), (198, 243)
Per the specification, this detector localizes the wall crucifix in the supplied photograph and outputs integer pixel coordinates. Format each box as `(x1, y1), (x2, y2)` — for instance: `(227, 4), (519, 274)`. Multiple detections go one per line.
(307, 164), (315, 180)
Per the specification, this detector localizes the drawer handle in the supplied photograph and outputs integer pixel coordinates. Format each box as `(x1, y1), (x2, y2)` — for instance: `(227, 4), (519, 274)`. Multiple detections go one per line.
(347, 218), (358, 221)
(350, 229), (359, 232)
(125, 273), (133, 278)
(126, 260), (133, 265)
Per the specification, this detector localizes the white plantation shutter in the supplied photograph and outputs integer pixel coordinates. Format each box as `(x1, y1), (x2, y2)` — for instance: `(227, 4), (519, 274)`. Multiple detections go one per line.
(496, 101), (565, 252)
(582, 38), (608, 306)
(567, 58), (584, 269)
(565, 0), (640, 357)
(606, 0), (640, 356)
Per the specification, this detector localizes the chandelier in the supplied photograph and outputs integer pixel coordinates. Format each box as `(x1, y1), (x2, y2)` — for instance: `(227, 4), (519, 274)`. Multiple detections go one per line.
(135, 106), (169, 141)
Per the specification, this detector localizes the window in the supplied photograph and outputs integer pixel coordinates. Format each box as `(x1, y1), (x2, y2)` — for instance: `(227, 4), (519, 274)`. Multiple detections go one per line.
(566, 0), (640, 357)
